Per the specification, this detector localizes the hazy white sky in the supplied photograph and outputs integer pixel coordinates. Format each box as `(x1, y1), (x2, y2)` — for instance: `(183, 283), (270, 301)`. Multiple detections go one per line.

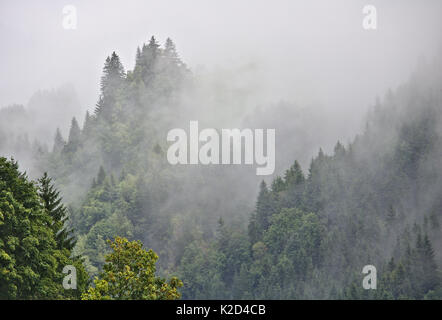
(1, 0), (441, 117)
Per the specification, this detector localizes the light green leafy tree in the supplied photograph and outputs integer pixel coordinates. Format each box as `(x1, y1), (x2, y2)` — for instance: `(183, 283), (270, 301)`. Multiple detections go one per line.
(82, 237), (182, 300)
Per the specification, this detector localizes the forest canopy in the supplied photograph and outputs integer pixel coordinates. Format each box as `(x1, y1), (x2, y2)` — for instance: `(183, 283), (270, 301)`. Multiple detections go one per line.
(1, 35), (441, 300)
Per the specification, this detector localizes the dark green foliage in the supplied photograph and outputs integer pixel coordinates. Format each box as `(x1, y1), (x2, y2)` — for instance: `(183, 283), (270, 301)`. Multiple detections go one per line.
(249, 181), (278, 245)
(174, 60), (442, 299)
(38, 172), (76, 251)
(22, 38), (441, 300)
(95, 52), (126, 121)
(63, 117), (81, 154)
(0, 158), (88, 299)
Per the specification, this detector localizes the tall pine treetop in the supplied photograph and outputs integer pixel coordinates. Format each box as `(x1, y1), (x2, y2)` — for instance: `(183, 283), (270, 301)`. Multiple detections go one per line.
(53, 127), (65, 153)
(100, 52), (126, 94)
(38, 172), (76, 251)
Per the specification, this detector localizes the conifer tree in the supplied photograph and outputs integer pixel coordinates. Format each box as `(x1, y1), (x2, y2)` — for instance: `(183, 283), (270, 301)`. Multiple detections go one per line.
(249, 181), (277, 244)
(38, 172), (76, 250)
(82, 110), (94, 138)
(100, 52), (126, 94)
(0, 158), (88, 299)
(164, 38), (181, 66)
(53, 128), (65, 153)
(135, 46), (142, 65)
(64, 117), (81, 153)
(420, 234), (439, 293)
(333, 141), (346, 158)
(95, 52), (125, 120)
(147, 36), (160, 59)
(97, 165), (106, 185)
(271, 176), (285, 192)
(138, 36), (161, 83)
(284, 160), (305, 186)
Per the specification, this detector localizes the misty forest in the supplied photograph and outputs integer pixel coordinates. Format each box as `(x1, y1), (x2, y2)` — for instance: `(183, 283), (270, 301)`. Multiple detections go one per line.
(1, 3), (442, 300)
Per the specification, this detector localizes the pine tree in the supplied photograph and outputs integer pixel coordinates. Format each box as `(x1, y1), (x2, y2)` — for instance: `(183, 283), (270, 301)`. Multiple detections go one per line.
(138, 36), (161, 84)
(64, 117), (81, 153)
(82, 110), (94, 138)
(52, 128), (65, 153)
(94, 95), (105, 118)
(0, 158), (88, 298)
(164, 38), (181, 66)
(421, 234), (439, 293)
(284, 160), (305, 186)
(333, 141), (346, 158)
(271, 176), (285, 192)
(100, 52), (126, 94)
(249, 181), (277, 244)
(147, 36), (160, 59)
(95, 52), (125, 120)
(97, 165), (106, 185)
(38, 172), (76, 250)
(135, 46), (142, 65)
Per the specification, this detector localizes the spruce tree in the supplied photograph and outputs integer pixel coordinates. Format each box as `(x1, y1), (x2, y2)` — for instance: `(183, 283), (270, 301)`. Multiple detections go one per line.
(421, 234), (439, 293)
(164, 38), (181, 66)
(147, 36), (160, 59)
(100, 52), (126, 94)
(38, 172), (76, 251)
(64, 117), (81, 153)
(95, 52), (125, 120)
(53, 128), (65, 153)
(135, 46), (142, 65)
(139, 36), (161, 83)
(249, 181), (277, 244)
(0, 158), (87, 298)
(284, 160), (305, 186)
(271, 176), (285, 192)
(82, 110), (94, 138)
(97, 165), (106, 185)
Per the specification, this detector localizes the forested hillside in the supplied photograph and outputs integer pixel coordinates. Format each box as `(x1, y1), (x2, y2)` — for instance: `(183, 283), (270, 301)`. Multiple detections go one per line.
(1, 36), (441, 299)
(0, 85), (81, 174)
(176, 58), (442, 299)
